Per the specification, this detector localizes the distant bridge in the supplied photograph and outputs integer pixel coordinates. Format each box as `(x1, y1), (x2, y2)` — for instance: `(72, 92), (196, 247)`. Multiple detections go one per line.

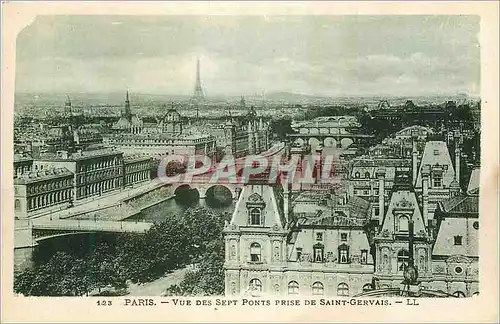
(31, 219), (152, 242)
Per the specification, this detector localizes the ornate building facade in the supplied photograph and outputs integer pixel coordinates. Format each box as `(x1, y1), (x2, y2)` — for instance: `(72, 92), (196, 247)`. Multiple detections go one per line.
(224, 184), (374, 297)
(221, 105), (270, 158)
(106, 102), (217, 158)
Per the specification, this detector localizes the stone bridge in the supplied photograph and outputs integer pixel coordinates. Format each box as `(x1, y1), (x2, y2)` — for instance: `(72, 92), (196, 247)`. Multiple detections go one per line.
(170, 142), (287, 200)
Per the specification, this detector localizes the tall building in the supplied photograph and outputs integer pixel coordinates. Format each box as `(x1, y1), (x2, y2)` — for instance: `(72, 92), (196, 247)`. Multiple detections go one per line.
(221, 105), (270, 157)
(112, 91), (144, 134)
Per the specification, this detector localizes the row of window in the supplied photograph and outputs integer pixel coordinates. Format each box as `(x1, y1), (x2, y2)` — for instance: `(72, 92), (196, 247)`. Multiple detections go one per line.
(18, 189), (72, 211)
(249, 243), (369, 265)
(76, 179), (120, 198)
(77, 158), (121, 172)
(124, 172), (149, 185)
(27, 178), (73, 194)
(76, 170), (121, 184)
(125, 162), (150, 171)
(316, 232), (349, 242)
(353, 171), (373, 179)
(353, 189), (388, 197)
(248, 279), (369, 296)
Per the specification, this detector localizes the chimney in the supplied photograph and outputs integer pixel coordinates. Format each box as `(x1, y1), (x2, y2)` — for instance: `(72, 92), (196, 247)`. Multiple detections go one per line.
(412, 137), (418, 187)
(283, 183), (290, 225)
(455, 137), (461, 186)
(376, 167), (386, 222)
(422, 165), (430, 222)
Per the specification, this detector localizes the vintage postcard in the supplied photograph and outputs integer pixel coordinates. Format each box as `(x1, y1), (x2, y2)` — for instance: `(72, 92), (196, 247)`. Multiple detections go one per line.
(1, 1), (498, 323)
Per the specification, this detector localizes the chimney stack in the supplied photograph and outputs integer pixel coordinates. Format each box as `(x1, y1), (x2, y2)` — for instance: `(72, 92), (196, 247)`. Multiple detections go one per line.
(283, 183), (290, 225)
(376, 167), (386, 222)
(412, 136), (418, 187)
(455, 136), (461, 186)
(421, 165), (430, 222)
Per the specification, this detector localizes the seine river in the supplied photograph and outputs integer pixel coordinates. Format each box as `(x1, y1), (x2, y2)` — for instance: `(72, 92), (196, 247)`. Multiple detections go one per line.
(32, 196), (235, 264)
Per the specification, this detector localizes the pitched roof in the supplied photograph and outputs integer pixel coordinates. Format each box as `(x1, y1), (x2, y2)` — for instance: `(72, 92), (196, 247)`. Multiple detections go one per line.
(467, 168), (480, 194)
(415, 141), (455, 188)
(439, 194), (479, 214)
(229, 185), (285, 229)
(432, 217), (478, 257)
(379, 189), (427, 235)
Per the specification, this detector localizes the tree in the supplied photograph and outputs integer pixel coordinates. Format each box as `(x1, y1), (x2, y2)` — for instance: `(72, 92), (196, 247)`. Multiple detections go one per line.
(180, 207), (225, 259)
(164, 211), (226, 297)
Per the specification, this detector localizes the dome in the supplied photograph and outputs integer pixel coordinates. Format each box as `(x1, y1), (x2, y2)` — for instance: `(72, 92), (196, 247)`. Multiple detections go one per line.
(163, 107), (181, 122)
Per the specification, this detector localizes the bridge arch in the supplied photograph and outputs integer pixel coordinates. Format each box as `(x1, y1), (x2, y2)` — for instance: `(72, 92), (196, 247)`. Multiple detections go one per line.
(173, 184), (200, 206)
(205, 185), (234, 208)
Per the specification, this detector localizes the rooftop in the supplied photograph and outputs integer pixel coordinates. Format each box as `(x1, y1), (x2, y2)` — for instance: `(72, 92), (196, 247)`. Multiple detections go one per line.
(15, 167), (73, 183)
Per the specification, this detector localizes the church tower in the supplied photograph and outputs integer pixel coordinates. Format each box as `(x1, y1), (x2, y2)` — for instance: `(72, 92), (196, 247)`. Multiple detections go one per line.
(122, 90), (131, 117)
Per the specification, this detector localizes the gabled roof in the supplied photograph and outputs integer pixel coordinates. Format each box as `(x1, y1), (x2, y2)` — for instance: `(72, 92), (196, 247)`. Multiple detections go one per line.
(229, 185), (285, 229)
(379, 189), (427, 236)
(415, 141), (455, 188)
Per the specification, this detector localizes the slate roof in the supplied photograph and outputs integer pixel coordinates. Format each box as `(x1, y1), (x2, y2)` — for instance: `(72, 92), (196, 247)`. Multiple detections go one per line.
(439, 194), (479, 214)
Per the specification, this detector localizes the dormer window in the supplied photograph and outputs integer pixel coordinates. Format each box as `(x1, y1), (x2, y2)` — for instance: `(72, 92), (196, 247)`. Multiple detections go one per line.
(313, 243), (324, 263)
(338, 244), (349, 264)
(355, 172), (360, 178)
(433, 173), (443, 188)
(316, 232), (323, 241)
(250, 208), (262, 225)
(246, 193), (266, 226)
(398, 215), (409, 232)
(433, 149), (440, 156)
(364, 172), (370, 179)
(454, 235), (463, 245)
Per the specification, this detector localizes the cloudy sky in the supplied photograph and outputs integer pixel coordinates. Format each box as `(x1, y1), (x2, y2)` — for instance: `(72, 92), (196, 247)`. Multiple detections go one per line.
(16, 15), (480, 97)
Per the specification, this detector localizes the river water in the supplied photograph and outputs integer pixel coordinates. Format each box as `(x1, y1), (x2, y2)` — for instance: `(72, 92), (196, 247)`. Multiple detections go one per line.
(31, 196), (235, 265)
(126, 196), (235, 223)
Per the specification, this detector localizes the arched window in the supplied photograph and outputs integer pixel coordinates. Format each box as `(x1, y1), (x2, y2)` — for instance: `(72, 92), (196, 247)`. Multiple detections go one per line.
(452, 291), (466, 298)
(250, 208), (261, 225)
(288, 281), (299, 295)
(250, 243), (261, 262)
(354, 172), (360, 178)
(337, 283), (349, 297)
(397, 249), (409, 272)
(312, 282), (324, 296)
(14, 199), (21, 211)
(398, 216), (409, 232)
(362, 283), (373, 292)
(364, 172), (371, 179)
(249, 278), (262, 292)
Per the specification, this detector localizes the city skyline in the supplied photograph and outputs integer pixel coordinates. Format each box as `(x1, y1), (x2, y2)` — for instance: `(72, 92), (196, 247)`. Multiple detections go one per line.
(16, 15), (480, 97)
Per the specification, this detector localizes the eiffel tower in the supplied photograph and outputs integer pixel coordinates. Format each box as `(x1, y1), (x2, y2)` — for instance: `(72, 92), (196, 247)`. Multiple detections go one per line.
(191, 58), (206, 114)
